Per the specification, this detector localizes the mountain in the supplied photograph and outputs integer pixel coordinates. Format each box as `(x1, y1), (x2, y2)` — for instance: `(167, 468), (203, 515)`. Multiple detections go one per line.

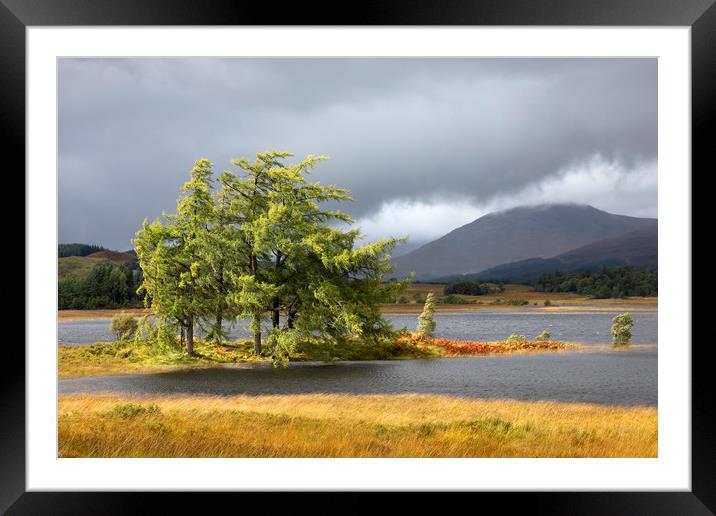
(388, 204), (657, 280)
(472, 224), (657, 283)
(553, 224), (657, 270)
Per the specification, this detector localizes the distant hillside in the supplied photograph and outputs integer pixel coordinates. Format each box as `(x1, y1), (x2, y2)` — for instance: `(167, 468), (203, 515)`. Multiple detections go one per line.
(58, 246), (142, 309)
(58, 243), (108, 257)
(468, 224), (658, 284)
(58, 249), (136, 281)
(59, 256), (108, 280)
(554, 225), (657, 269)
(389, 204), (657, 280)
(86, 250), (136, 263)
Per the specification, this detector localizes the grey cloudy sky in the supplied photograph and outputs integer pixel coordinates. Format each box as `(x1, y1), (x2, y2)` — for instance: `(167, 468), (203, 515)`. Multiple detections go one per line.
(59, 58), (657, 252)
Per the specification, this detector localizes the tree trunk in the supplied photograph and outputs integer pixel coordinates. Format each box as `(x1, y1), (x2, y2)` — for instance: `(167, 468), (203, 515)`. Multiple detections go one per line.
(180, 326), (185, 349)
(272, 252), (282, 330)
(272, 298), (280, 329)
(287, 309), (296, 329)
(186, 319), (194, 355)
(253, 314), (262, 355)
(213, 314), (223, 343)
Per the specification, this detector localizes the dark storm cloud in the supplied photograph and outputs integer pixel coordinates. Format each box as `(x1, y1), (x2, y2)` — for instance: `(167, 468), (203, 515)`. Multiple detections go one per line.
(58, 58), (657, 250)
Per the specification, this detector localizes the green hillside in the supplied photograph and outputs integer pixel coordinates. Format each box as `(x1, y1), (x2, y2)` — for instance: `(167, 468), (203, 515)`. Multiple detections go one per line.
(58, 250), (135, 281)
(59, 255), (112, 280)
(58, 248), (142, 309)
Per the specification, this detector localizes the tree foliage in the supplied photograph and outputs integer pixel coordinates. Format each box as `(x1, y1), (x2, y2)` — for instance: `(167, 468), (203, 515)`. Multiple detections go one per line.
(58, 261), (143, 309)
(58, 243), (108, 257)
(444, 280), (496, 296)
(416, 292), (436, 338)
(133, 152), (408, 359)
(534, 267), (657, 298)
(611, 313), (634, 345)
(535, 329), (551, 341)
(133, 160), (217, 355)
(110, 313), (138, 341)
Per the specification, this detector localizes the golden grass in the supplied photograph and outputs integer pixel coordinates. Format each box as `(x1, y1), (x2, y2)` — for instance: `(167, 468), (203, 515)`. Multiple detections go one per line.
(58, 393), (657, 458)
(57, 349), (186, 379)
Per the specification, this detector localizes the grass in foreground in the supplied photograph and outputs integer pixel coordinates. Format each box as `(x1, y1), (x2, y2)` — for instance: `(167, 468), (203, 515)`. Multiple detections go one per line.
(58, 337), (578, 379)
(58, 393), (657, 458)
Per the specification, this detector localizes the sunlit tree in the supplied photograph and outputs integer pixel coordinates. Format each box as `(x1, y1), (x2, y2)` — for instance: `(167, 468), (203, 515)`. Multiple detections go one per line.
(133, 159), (216, 355)
(611, 312), (634, 345)
(221, 151), (407, 357)
(134, 152), (410, 360)
(416, 292), (436, 338)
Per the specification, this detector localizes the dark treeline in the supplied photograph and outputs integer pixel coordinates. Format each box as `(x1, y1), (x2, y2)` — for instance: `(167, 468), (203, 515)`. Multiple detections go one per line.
(58, 243), (108, 257)
(444, 280), (501, 296)
(534, 267), (657, 298)
(58, 260), (144, 309)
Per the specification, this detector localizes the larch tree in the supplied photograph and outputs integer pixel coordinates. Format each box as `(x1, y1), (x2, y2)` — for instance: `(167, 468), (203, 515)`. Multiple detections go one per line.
(134, 151), (411, 360)
(221, 151), (409, 358)
(199, 173), (242, 344)
(133, 159), (216, 355)
(611, 312), (634, 345)
(219, 152), (287, 355)
(416, 292), (436, 338)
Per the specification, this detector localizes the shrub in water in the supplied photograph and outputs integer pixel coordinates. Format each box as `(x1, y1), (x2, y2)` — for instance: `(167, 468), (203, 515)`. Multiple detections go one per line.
(535, 329), (551, 341)
(506, 334), (526, 343)
(611, 312), (634, 345)
(416, 292), (436, 338)
(110, 313), (138, 341)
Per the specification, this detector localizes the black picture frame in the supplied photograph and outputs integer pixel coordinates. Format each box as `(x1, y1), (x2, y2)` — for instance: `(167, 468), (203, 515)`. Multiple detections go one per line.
(4, 0), (711, 513)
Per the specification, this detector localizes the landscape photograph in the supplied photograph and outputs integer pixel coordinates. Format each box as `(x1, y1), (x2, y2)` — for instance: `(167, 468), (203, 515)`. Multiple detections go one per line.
(57, 57), (658, 459)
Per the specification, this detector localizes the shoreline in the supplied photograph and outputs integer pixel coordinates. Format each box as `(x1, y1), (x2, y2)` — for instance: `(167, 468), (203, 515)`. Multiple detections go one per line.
(58, 300), (658, 321)
(57, 343), (655, 382)
(58, 338), (581, 379)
